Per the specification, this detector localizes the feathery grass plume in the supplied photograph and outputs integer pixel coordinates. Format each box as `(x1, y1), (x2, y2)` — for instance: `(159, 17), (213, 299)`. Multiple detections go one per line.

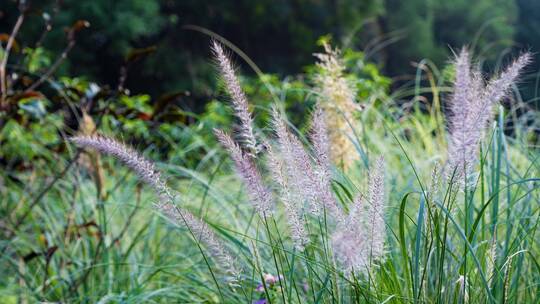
(486, 239), (498, 287)
(214, 129), (272, 217)
(446, 49), (531, 185)
(70, 135), (239, 278)
(70, 135), (171, 202)
(365, 156), (386, 259)
(270, 106), (320, 215)
(427, 162), (441, 205)
(212, 40), (258, 158)
(266, 143), (308, 251)
(309, 105), (341, 219)
(309, 105), (330, 168)
(483, 53), (531, 105)
(155, 202), (239, 279)
(331, 195), (369, 274)
(314, 42), (358, 170)
(289, 134), (321, 213)
(445, 48), (479, 185)
(331, 157), (386, 275)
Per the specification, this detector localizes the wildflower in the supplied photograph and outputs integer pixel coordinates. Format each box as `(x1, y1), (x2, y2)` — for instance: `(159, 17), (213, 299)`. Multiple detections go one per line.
(302, 281), (309, 293)
(70, 135), (239, 278)
(314, 42), (359, 170)
(212, 40), (258, 157)
(255, 284), (265, 293)
(254, 273), (282, 300)
(253, 299), (268, 304)
(446, 49), (530, 186)
(263, 273), (283, 285)
(255, 273), (282, 293)
(214, 129), (273, 217)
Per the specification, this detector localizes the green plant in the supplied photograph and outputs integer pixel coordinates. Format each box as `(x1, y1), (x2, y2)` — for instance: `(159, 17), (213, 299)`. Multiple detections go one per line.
(16, 43), (535, 304)
(1, 8), (538, 302)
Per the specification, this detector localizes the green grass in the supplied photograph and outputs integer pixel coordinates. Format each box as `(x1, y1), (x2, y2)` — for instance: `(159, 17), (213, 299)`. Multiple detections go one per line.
(1, 77), (539, 303)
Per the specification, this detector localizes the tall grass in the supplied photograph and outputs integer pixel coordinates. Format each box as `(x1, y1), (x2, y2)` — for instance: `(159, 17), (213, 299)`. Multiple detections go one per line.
(1, 43), (539, 304)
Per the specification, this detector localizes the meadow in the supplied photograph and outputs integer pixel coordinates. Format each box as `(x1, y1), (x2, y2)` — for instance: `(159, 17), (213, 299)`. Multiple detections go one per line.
(1, 34), (539, 304)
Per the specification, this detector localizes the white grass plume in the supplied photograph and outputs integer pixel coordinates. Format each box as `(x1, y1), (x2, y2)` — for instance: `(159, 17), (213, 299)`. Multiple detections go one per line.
(214, 129), (273, 217)
(266, 143), (308, 251)
(309, 105), (341, 219)
(365, 156), (386, 259)
(270, 107), (315, 212)
(212, 40), (258, 158)
(314, 43), (358, 170)
(155, 202), (239, 279)
(70, 135), (239, 278)
(446, 49), (531, 186)
(486, 239), (498, 287)
(70, 135), (170, 202)
(331, 195), (369, 273)
(331, 156), (386, 275)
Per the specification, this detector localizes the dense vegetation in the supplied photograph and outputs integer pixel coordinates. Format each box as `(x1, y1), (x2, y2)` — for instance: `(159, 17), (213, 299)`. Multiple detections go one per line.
(1, 0), (539, 303)
(1, 0), (539, 102)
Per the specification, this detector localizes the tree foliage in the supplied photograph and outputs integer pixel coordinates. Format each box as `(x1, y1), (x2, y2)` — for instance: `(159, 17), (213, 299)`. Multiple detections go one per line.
(0, 0), (537, 107)
(383, 0), (517, 75)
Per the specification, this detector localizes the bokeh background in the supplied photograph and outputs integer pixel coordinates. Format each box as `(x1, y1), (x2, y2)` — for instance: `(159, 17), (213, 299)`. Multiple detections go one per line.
(2, 0), (540, 110)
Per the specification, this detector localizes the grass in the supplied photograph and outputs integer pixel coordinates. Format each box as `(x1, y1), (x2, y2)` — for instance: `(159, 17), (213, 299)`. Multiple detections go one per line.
(1, 60), (539, 304)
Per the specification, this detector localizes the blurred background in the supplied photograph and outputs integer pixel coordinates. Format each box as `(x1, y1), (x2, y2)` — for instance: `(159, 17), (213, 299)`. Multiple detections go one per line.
(2, 0), (539, 102)
(1, 0), (539, 167)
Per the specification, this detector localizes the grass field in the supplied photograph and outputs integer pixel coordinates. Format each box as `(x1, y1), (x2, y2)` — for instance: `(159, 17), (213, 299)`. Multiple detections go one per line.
(1, 46), (539, 303)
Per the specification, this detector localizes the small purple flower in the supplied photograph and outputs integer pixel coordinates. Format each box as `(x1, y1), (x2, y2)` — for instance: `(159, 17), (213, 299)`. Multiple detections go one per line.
(253, 299), (268, 304)
(303, 281), (309, 293)
(255, 273), (283, 293)
(264, 273), (278, 285)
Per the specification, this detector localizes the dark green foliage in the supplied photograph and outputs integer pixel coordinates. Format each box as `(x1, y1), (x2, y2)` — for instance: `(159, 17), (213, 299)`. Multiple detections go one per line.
(2, 0), (537, 106)
(383, 0), (517, 75)
(1, 0), (384, 99)
(515, 0), (540, 106)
